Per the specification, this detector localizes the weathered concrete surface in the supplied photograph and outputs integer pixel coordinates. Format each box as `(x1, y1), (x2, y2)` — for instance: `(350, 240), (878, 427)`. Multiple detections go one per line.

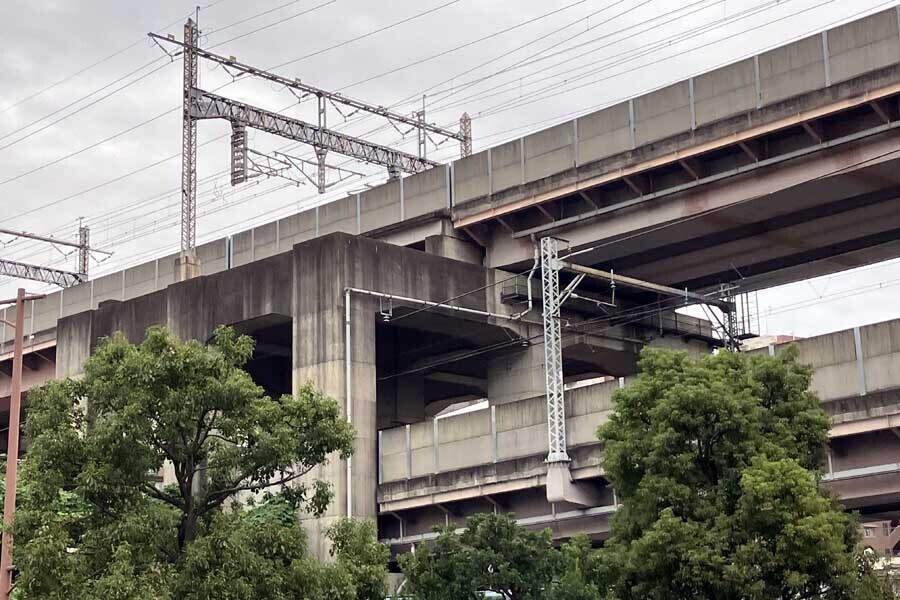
(379, 379), (617, 487)
(292, 233), (514, 556)
(424, 233), (483, 265)
(378, 316), (900, 543)
(453, 7), (900, 220)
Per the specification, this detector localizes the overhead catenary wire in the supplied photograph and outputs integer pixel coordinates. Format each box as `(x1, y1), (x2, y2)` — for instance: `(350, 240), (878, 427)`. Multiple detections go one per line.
(472, 0), (863, 118)
(0, 0), (235, 116)
(0, 0), (786, 209)
(0, 0), (464, 197)
(205, 0), (339, 49)
(425, 0), (774, 113)
(334, 0), (594, 91)
(267, 0), (464, 71)
(0, 0), (342, 153)
(0, 59), (173, 151)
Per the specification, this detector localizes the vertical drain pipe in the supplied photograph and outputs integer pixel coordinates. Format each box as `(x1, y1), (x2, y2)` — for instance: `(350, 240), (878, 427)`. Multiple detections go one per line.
(344, 288), (353, 518)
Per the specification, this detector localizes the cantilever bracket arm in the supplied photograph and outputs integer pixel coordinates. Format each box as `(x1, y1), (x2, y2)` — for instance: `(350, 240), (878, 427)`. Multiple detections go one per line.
(558, 261), (733, 311)
(148, 32), (466, 142)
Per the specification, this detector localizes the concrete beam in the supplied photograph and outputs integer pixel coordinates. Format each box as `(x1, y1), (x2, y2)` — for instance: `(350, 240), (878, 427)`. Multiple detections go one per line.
(424, 371), (487, 390)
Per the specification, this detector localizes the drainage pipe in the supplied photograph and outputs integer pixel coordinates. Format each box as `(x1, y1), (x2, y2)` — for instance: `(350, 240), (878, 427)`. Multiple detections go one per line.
(345, 288), (353, 518)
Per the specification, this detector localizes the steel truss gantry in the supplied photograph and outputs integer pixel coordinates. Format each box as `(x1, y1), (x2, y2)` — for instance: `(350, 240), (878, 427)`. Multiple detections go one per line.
(540, 237), (569, 463)
(191, 89), (439, 175)
(0, 224), (110, 287)
(149, 23), (473, 252)
(0, 259), (84, 288)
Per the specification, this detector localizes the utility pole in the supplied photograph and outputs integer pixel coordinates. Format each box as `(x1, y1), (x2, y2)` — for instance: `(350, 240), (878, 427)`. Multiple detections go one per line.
(0, 288), (46, 600)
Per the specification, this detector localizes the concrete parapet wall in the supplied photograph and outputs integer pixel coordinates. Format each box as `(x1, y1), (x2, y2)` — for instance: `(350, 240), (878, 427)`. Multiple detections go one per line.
(633, 81), (692, 146)
(452, 150), (490, 204)
(758, 34), (826, 106)
(694, 58), (758, 127)
(755, 318), (900, 405)
(489, 140), (523, 194)
(452, 7), (900, 216)
(575, 101), (632, 166)
(378, 379), (618, 483)
(524, 122), (575, 183)
(828, 10), (900, 85)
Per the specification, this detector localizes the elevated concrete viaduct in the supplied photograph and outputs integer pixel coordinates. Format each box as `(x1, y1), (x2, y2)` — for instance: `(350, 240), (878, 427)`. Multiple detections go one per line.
(52, 232), (715, 556)
(4, 6), (900, 560)
(376, 317), (900, 559)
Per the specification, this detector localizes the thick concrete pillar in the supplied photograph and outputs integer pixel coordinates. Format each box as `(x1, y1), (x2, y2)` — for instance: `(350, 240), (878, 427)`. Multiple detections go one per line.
(175, 251), (201, 282)
(487, 331), (544, 405)
(294, 237), (378, 559)
(377, 374), (426, 428)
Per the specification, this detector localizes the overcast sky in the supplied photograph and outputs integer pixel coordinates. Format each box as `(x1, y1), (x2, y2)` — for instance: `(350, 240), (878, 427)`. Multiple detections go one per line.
(1, 0), (898, 338)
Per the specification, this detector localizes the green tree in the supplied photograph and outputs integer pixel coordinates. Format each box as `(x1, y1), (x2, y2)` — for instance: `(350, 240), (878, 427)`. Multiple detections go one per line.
(327, 518), (391, 600)
(597, 346), (892, 600)
(401, 512), (558, 600)
(10, 325), (357, 599)
(552, 535), (603, 600)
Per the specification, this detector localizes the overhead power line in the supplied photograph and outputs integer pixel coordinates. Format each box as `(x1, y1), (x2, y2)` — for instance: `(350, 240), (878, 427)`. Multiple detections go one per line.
(336, 0), (592, 91)
(268, 0), (464, 70)
(0, 59), (172, 151)
(206, 0), (339, 49)
(0, 0), (232, 115)
(2, 0), (886, 286)
(474, 0), (852, 118)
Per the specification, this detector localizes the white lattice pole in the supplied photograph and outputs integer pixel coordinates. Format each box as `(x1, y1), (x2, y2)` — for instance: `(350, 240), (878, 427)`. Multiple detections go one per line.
(541, 237), (569, 463)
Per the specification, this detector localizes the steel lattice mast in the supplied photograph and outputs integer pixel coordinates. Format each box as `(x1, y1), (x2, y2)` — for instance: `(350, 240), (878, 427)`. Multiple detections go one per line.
(540, 236), (569, 464)
(181, 18), (199, 253)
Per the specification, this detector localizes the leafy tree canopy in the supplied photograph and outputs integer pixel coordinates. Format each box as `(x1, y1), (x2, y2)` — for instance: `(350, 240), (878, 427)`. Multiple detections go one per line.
(597, 346), (894, 600)
(399, 348), (896, 599)
(9, 326), (383, 599)
(401, 513), (559, 600)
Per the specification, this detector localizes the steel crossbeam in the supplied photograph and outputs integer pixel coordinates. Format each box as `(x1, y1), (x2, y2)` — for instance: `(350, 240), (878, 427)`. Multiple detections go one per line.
(0, 259), (84, 287)
(191, 88), (439, 175)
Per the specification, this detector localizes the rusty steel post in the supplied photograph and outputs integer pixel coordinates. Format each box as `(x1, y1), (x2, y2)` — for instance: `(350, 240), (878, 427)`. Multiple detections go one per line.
(0, 288), (26, 599)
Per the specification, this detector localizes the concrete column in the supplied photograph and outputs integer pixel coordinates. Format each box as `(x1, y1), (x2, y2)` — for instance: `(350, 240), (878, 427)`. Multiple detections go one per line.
(487, 340), (545, 406)
(377, 372), (426, 427)
(294, 238), (378, 559)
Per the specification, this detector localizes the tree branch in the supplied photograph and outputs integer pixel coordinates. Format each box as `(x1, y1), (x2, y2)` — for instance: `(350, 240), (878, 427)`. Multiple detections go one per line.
(142, 482), (185, 510)
(198, 466), (316, 515)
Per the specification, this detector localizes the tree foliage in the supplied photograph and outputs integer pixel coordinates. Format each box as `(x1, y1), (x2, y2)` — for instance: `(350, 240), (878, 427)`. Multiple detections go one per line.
(9, 326), (381, 599)
(597, 346), (894, 600)
(401, 513), (559, 600)
(399, 347), (896, 599)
